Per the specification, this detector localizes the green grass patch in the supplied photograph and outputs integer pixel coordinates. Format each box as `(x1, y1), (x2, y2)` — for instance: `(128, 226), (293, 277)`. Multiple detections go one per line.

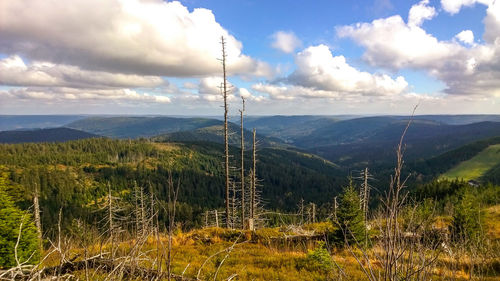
(440, 144), (500, 181)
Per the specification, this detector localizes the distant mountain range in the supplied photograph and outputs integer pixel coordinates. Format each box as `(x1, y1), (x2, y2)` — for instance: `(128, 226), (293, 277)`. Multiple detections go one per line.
(66, 116), (222, 138)
(3, 114), (500, 173)
(0, 115), (86, 131)
(0, 127), (99, 144)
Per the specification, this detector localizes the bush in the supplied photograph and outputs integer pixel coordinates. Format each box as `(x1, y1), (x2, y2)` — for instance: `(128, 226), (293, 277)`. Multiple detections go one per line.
(0, 172), (40, 268)
(304, 241), (333, 272)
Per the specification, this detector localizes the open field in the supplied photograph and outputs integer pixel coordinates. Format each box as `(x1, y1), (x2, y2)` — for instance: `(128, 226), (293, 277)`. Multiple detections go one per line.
(440, 144), (500, 181)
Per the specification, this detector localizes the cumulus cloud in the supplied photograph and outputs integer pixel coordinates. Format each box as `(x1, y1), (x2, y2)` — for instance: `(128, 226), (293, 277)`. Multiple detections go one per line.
(271, 31), (302, 54)
(455, 30), (475, 45)
(193, 77), (265, 102)
(0, 0), (272, 77)
(441, 0), (489, 15)
(338, 0), (500, 97)
(337, 16), (463, 70)
(0, 55), (165, 88)
(1, 87), (171, 104)
(252, 45), (408, 101)
(408, 0), (437, 27)
(288, 45), (408, 96)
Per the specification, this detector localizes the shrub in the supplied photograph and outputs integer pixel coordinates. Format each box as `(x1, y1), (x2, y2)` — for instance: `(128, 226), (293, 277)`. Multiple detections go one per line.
(304, 241), (333, 272)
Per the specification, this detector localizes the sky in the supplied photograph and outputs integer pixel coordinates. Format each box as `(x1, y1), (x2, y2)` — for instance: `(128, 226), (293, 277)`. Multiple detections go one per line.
(1, 0), (500, 115)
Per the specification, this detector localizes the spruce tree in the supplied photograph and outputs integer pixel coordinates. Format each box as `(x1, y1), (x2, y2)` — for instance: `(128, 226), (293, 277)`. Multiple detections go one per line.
(450, 189), (482, 244)
(331, 183), (366, 247)
(0, 172), (40, 268)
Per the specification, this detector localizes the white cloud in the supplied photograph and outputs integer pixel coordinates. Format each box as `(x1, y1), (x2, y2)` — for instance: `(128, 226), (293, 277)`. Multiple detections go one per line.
(441, 0), (489, 15)
(0, 55), (165, 88)
(337, 16), (463, 70)
(338, 0), (500, 97)
(252, 45), (408, 101)
(455, 30), (475, 45)
(288, 45), (408, 96)
(0, 0), (272, 77)
(408, 0), (437, 27)
(238, 88), (266, 102)
(271, 31), (302, 54)
(2, 87), (171, 104)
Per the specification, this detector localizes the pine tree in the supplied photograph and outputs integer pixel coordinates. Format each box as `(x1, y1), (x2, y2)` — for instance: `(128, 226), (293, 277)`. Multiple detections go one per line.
(331, 182), (366, 246)
(0, 172), (40, 268)
(450, 189), (482, 244)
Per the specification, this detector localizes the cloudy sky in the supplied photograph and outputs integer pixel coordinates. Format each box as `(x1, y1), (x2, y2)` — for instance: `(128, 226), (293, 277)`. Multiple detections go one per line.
(1, 0), (500, 115)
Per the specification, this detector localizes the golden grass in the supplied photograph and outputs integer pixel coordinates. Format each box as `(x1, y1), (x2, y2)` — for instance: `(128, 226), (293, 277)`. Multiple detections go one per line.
(484, 205), (500, 241)
(35, 223), (500, 280)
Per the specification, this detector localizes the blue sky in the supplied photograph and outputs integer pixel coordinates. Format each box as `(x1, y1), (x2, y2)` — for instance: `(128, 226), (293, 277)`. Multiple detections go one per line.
(0, 0), (499, 115)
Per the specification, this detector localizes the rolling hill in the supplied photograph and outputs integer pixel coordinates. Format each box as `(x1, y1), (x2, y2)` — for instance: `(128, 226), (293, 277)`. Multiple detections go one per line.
(440, 144), (500, 181)
(152, 123), (286, 148)
(408, 136), (500, 186)
(299, 119), (500, 168)
(0, 127), (99, 143)
(0, 115), (86, 131)
(66, 116), (221, 138)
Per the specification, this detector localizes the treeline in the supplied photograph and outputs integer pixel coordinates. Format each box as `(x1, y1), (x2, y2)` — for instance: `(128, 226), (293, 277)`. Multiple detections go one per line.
(416, 179), (500, 210)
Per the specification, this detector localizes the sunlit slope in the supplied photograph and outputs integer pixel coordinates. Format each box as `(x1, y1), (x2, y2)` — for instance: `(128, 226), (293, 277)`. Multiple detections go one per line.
(440, 144), (500, 181)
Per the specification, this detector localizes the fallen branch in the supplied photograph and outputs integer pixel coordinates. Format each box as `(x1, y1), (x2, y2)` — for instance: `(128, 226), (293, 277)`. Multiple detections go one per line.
(8, 256), (195, 281)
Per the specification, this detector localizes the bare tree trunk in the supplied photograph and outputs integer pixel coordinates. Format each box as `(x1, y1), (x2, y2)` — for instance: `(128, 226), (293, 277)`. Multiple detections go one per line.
(249, 128), (256, 230)
(167, 171), (180, 281)
(333, 196), (338, 221)
(299, 198), (305, 224)
(140, 185), (146, 237)
(363, 167), (370, 246)
(311, 203), (316, 223)
(239, 97), (245, 229)
(221, 36), (230, 229)
(215, 209), (219, 228)
(231, 181), (236, 229)
(205, 210), (209, 228)
(107, 182), (114, 259)
(134, 182), (140, 237)
(33, 183), (42, 253)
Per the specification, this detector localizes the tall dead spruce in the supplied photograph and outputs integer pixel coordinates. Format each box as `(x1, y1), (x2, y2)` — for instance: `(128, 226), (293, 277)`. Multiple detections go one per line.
(239, 97), (246, 229)
(249, 128), (257, 230)
(220, 36), (231, 229)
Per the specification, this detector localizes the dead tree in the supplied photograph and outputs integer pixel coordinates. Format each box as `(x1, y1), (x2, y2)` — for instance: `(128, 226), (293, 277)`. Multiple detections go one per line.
(249, 129), (257, 230)
(33, 183), (42, 253)
(134, 181), (141, 237)
(239, 97), (246, 229)
(166, 170), (180, 281)
(362, 168), (371, 243)
(107, 182), (114, 259)
(220, 36), (231, 229)
(299, 198), (305, 225)
(230, 181), (238, 229)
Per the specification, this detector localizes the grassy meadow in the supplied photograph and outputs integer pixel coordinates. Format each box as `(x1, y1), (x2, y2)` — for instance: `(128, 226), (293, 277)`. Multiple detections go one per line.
(441, 144), (500, 181)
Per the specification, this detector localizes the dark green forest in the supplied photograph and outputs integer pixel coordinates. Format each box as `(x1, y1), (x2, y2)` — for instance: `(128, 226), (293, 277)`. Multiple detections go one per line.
(0, 138), (346, 234)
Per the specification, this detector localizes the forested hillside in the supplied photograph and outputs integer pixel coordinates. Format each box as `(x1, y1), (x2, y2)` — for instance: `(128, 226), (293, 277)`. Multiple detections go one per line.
(0, 138), (346, 233)
(0, 127), (98, 144)
(152, 123), (285, 148)
(66, 116), (222, 138)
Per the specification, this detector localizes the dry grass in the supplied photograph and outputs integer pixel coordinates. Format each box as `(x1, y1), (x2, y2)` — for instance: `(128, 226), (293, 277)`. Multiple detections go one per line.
(32, 223), (500, 281)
